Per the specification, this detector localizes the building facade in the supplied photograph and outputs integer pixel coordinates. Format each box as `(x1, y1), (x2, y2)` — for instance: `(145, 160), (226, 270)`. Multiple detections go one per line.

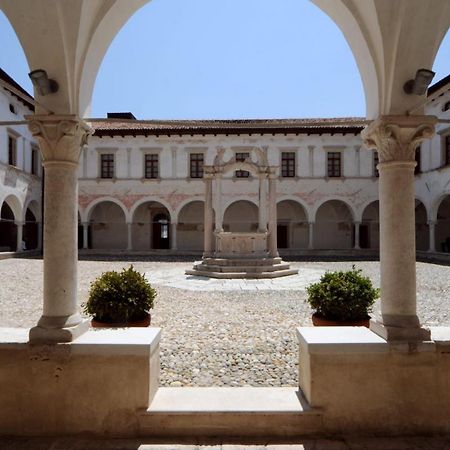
(1, 69), (450, 255)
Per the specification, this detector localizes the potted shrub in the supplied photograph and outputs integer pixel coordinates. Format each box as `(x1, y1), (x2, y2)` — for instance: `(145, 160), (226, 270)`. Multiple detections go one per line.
(83, 265), (156, 327)
(306, 266), (379, 327)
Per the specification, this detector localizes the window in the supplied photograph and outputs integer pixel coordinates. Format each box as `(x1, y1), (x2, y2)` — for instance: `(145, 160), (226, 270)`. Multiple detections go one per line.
(235, 152), (250, 178)
(414, 146), (421, 175)
(281, 152), (296, 177)
(9, 104), (16, 114)
(445, 135), (450, 166)
(190, 153), (204, 178)
(31, 146), (39, 175)
(373, 151), (379, 177)
(443, 101), (450, 112)
(8, 135), (17, 166)
(327, 152), (341, 177)
(145, 154), (159, 179)
(100, 153), (114, 178)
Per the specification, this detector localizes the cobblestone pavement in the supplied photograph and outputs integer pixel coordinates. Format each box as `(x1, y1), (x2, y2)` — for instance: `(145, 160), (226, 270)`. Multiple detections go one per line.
(0, 257), (449, 387)
(3, 437), (450, 449)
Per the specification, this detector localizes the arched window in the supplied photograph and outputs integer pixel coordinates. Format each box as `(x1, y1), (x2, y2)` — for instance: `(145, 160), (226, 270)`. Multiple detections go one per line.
(443, 101), (450, 112)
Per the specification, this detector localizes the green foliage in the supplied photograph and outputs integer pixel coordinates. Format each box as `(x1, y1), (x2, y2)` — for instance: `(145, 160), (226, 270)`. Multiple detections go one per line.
(306, 266), (379, 321)
(83, 265), (156, 323)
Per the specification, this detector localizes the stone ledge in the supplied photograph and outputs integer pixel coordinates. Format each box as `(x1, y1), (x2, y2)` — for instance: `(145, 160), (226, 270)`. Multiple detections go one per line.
(0, 327), (161, 356)
(296, 326), (388, 354)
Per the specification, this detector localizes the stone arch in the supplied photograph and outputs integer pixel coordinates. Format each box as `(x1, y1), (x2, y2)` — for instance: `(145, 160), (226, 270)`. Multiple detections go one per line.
(314, 199), (354, 249)
(177, 200), (205, 251)
(415, 199), (429, 251)
(23, 200), (40, 250)
(85, 197), (129, 223)
(1, 194), (22, 222)
(361, 200), (379, 249)
(130, 198), (173, 224)
(436, 195), (450, 252)
(131, 201), (171, 250)
(311, 197), (355, 223)
(89, 201), (127, 250)
(223, 200), (259, 233)
(277, 199), (309, 249)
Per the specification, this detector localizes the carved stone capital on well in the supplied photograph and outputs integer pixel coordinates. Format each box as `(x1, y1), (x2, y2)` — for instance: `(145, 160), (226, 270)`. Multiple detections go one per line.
(204, 165), (215, 178)
(25, 114), (92, 165)
(361, 115), (436, 163)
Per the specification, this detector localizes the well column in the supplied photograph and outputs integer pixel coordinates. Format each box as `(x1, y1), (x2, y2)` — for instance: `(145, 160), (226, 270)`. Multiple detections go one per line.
(27, 115), (91, 343)
(362, 115), (436, 341)
(268, 168), (278, 257)
(203, 167), (214, 257)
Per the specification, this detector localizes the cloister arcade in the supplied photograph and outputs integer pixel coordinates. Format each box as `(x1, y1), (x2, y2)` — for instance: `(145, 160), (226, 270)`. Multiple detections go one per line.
(0, 0), (450, 440)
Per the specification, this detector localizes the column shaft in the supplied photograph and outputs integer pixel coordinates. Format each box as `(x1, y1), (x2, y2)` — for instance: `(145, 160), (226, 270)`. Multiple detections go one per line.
(428, 221), (436, 253)
(16, 222), (23, 251)
(82, 222), (89, 249)
(171, 223), (177, 250)
(268, 175), (278, 257)
(204, 176), (214, 256)
(127, 222), (133, 250)
(258, 175), (267, 232)
(354, 222), (361, 249)
(308, 222), (314, 250)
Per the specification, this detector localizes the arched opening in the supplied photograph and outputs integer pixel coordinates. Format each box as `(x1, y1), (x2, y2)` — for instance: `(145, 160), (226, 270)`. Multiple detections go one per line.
(415, 201), (429, 252)
(436, 195), (450, 253)
(132, 201), (171, 250)
(223, 201), (258, 233)
(89, 201), (127, 249)
(23, 208), (38, 250)
(177, 201), (204, 251)
(314, 200), (353, 249)
(361, 201), (379, 249)
(0, 201), (17, 251)
(276, 200), (308, 249)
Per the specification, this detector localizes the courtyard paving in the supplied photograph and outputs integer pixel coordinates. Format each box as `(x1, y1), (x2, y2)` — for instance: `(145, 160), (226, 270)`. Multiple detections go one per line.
(0, 257), (449, 387)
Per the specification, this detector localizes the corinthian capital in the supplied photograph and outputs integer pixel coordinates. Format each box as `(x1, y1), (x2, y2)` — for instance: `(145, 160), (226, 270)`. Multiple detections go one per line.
(361, 115), (436, 163)
(25, 114), (92, 165)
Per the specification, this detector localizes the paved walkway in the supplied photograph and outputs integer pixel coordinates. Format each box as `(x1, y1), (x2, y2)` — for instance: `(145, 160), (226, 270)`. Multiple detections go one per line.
(145, 266), (325, 291)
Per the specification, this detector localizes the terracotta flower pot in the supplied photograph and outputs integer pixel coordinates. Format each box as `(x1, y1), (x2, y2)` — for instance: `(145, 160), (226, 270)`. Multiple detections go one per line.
(312, 312), (370, 328)
(91, 313), (151, 328)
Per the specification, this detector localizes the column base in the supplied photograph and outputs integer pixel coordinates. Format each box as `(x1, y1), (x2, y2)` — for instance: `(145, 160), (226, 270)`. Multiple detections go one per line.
(29, 315), (90, 344)
(370, 318), (431, 342)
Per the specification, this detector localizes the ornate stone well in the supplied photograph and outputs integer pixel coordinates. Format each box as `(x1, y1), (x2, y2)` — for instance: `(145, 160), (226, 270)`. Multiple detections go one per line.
(186, 147), (298, 279)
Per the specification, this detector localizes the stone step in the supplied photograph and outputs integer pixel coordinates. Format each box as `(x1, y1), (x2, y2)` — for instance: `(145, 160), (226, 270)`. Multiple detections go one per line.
(191, 263), (292, 273)
(203, 257), (283, 266)
(139, 387), (322, 439)
(185, 268), (299, 279)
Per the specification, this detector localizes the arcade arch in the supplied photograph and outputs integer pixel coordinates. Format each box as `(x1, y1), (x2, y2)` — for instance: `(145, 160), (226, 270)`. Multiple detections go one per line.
(415, 200), (429, 252)
(436, 195), (450, 252)
(89, 201), (127, 250)
(0, 200), (17, 251)
(132, 201), (171, 250)
(276, 200), (308, 249)
(177, 201), (204, 251)
(361, 201), (379, 249)
(314, 200), (354, 249)
(223, 200), (258, 233)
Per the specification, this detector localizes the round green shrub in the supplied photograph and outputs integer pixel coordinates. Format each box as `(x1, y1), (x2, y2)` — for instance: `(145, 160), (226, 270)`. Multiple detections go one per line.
(83, 265), (156, 323)
(306, 266), (379, 321)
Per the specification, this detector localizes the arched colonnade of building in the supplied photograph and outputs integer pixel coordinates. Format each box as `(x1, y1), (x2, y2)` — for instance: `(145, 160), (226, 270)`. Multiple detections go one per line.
(0, 194), (41, 252)
(77, 194), (450, 253)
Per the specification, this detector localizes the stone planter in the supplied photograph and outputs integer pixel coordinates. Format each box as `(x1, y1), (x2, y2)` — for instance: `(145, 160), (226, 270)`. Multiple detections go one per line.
(91, 313), (151, 328)
(311, 312), (370, 328)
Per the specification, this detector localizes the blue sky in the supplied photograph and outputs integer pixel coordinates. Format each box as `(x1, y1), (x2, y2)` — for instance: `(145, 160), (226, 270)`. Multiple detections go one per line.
(1, 0), (449, 120)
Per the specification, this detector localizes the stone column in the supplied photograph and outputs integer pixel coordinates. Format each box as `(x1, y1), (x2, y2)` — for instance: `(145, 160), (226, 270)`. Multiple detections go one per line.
(214, 172), (223, 232)
(81, 222), (89, 249)
(258, 172), (268, 232)
(171, 223), (177, 250)
(308, 222), (314, 250)
(15, 221), (23, 251)
(126, 222), (133, 251)
(354, 221), (361, 249)
(428, 221), (436, 253)
(26, 114), (91, 343)
(204, 168), (214, 257)
(268, 169), (278, 257)
(362, 115), (436, 341)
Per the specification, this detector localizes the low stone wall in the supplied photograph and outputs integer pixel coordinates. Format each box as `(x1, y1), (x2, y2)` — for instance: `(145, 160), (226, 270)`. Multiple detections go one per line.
(0, 327), (160, 437)
(297, 326), (450, 435)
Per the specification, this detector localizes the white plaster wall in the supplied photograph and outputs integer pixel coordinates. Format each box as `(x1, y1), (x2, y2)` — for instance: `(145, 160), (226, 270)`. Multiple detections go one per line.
(177, 201), (204, 250)
(90, 201), (127, 249)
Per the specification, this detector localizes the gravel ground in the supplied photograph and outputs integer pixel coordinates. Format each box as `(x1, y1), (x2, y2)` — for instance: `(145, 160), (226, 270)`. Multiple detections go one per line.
(0, 257), (449, 387)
